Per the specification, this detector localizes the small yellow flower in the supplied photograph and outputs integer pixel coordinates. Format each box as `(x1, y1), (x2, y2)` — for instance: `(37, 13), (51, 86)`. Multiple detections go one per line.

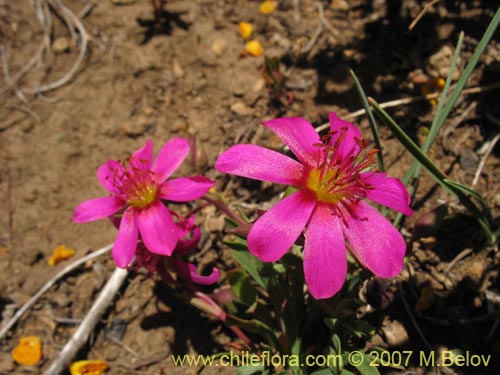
(239, 22), (253, 39)
(11, 336), (42, 366)
(70, 360), (108, 375)
(48, 244), (76, 266)
(244, 40), (264, 57)
(259, 1), (277, 14)
(421, 77), (445, 106)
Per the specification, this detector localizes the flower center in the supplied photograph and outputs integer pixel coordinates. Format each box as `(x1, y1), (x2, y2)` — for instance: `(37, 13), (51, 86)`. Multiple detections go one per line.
(127, 182), (158, 209)
(112, 159), (159, 209)
(306, 168), (347, 205)
(305, 129), (377, 206)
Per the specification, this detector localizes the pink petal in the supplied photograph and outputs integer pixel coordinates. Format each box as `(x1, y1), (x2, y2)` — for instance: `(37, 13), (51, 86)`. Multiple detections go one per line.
(175, 226), (201, 255)
(215, 144), (306, 186)
(262, 117), (321, 167)
(248, 190), (316, 261)
(303, 204), (347, 299)
(130, 140), (154, 170)
(360, 172), (413, 216)
(329, 113), (362, 159)
(137, 201), (178, 256)
(159, 176), (215, 202)
(152, 137), (190, 182)
(112, 208), (139, 268)
(73, 196), (125, 223)
(342, 201), (406, 278)
(97, 160), (124, 194)
(170, 258), (220, 285)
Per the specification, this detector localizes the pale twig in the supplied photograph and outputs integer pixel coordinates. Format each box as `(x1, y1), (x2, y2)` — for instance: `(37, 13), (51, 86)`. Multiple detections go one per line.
(472, 132), (500, 187)
(408, 0), (440, 31)
(42, 267), (129, 375)
(78, 1), (95, 19)
(0, 244), (112, 341)
(317, 1), (338, 39)
(21, 0), (89, 94)
(301, 2), (324, 55)
(444, 248), (473, 272)
(0, 46), (28, 102)
(314, 82), (500, 133)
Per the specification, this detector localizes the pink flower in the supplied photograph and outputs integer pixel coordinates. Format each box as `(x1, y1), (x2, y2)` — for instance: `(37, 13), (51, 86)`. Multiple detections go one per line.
(216, 114), (413, 299)
(133, 211), (219, 285)
(74, 139), (215, 268)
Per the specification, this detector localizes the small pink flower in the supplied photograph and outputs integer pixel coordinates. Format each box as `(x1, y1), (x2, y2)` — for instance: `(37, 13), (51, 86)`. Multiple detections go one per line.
(216, 114), (413, 299)
(74, 139), (215, 268)
(133, 211), (219, 285)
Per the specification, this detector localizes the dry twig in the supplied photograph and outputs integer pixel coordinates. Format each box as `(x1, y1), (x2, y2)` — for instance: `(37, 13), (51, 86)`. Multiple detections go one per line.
(0, 244), (112, 341)
(408, 0), (440, 31)
(472, 132), (500, 187)
(42, 267), (129, 375)
(0, 0), (89, 97)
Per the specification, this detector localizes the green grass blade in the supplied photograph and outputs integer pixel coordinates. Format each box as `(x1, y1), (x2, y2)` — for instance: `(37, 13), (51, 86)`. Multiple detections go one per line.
(369, 98), (449, 184)
(434, 6), (500, 133)
(350, 69), (384, 172)
(370, 98), (495, 244)
(403, 32), (464, 187)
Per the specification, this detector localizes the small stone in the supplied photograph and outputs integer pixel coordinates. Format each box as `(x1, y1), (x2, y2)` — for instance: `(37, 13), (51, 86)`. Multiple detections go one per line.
(142, 106), (154, 116)
(173, 118), (188, 132)
(381, 319), (409, 347)
(331, 0), (349, 11)
(426, 45), (462, 80)
(460, 148), (479, 171)
(211, 38), (226, 57)
(52, 37), (71, 54)
(252, 78), (266, 92)
(494, 194), (500, 208)
(172, 59), (184, 79)
(122, 115), (154, 137)
(231, 102), (253, 116)
(207, 215), (225, 232)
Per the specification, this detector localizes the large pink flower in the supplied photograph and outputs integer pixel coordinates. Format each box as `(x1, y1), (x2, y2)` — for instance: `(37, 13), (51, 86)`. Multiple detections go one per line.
(216, 114), (413, 299)
(74, 139), (215, 268)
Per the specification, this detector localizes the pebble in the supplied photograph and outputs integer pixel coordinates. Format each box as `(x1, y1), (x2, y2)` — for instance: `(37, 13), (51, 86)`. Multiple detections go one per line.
(426, 45), (462, 80)
(52, 37), (71, 54)
(172, 59), (185, 79)
(211, 38), (226, 57)
(231, 102), (253, 116)
(381, 319), (409, 347)
(122, 115), (154, 137)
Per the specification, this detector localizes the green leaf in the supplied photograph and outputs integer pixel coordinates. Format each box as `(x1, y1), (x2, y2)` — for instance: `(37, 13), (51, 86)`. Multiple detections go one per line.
(354, 353), (380, 375)
(443, 179), (490, 213)
(227, 269), (258, 306)
(226, 314), (282, 351)
(370, 99), (495, 243)
(310, 369), (334, 375)
(350, 70), (384, 172)
(235, 364), (266, 375)
(230, 247), (268, 289)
